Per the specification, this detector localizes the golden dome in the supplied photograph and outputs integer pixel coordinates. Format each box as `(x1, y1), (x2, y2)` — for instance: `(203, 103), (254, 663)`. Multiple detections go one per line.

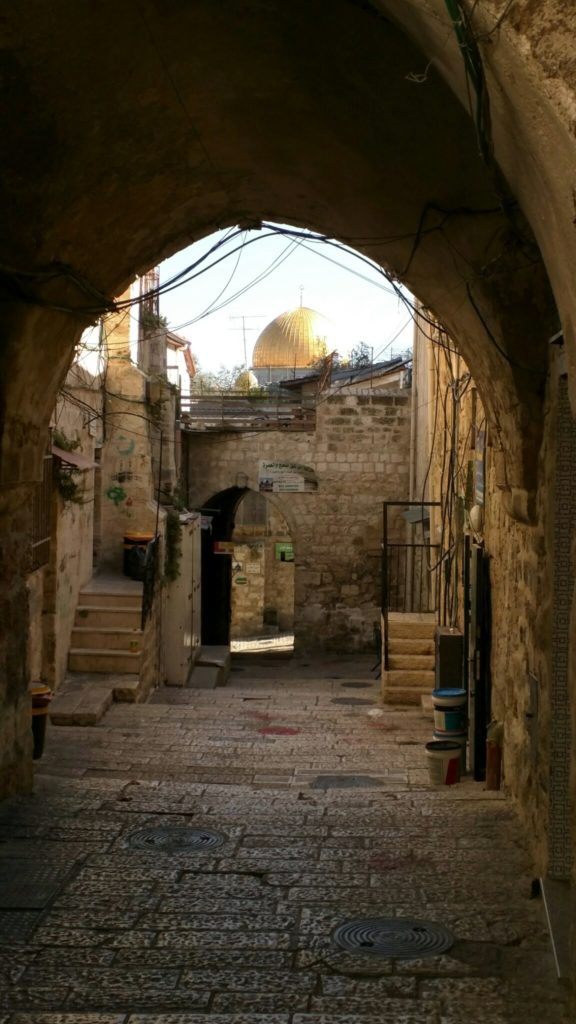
(252, 307), (330, 369)
(235, 368), (259, 391)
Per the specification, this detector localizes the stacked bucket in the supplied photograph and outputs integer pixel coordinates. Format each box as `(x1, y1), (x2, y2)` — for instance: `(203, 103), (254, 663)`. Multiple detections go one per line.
(425, 688), (467, 785)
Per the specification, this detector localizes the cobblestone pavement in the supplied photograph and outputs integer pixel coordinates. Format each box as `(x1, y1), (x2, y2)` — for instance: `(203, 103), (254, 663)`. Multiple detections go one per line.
(0, 655), (570, 1023)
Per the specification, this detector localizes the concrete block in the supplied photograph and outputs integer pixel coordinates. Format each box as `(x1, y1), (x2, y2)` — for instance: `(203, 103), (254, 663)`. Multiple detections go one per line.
(197, 645), (231, 671)
(185, 665), (224, 689)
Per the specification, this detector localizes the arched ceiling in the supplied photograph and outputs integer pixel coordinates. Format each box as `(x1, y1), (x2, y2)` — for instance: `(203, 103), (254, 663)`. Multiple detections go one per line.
(1, 0), (574, 512)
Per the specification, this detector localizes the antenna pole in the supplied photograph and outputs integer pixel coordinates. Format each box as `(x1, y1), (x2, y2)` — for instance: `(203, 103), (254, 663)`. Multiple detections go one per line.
(229, 315), (265, 367)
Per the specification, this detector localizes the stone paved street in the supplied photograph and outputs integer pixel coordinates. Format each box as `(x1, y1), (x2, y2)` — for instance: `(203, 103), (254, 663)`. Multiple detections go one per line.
(0, 655), (570, 1023)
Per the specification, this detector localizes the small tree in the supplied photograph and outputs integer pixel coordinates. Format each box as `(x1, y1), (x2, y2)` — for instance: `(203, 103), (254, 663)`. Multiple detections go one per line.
(349, 341), (372, 368)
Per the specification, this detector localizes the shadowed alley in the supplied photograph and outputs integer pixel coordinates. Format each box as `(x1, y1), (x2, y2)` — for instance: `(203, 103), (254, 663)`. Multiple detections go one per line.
(0, 656), (569, 1023)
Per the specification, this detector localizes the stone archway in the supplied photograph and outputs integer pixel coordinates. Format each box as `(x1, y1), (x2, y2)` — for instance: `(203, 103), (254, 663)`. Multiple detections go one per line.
(1, 2), (576, 878)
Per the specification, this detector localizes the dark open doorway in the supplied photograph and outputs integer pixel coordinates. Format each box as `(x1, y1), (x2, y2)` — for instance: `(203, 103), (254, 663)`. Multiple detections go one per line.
(200, 486), (247, 645)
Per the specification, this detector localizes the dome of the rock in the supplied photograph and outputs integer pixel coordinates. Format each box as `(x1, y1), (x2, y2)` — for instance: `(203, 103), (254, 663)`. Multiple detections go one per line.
(252, 307), (330, 369)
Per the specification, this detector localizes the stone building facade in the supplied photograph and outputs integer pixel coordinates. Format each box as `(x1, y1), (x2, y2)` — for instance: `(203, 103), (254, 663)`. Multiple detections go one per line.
(412, 317), (575, 914)
(185, 385), (411, 652)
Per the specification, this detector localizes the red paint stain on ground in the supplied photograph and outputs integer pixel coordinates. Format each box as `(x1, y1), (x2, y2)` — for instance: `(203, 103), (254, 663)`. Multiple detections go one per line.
(258, 726), (300, 736)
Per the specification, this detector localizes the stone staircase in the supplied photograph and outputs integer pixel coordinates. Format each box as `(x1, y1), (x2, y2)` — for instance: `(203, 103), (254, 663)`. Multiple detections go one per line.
(381, 614), (436, 705)
(68, 584), (143, 675)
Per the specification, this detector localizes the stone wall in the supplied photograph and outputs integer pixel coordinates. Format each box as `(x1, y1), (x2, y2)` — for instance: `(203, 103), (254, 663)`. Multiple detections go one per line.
(264, 503), (294, 632)
(230, 541), (266, 638)
(99, 310), (162, 572)
(230, 501), (295, 639)
(414, 326), (565, 884)
(186, 386), (411, 651)
(26, 370), (102, 692)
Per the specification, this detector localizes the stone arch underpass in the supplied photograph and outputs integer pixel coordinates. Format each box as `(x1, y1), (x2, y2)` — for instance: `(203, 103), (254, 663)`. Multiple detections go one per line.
(2, 2), (576, 977)
(185, 385), (410, 652)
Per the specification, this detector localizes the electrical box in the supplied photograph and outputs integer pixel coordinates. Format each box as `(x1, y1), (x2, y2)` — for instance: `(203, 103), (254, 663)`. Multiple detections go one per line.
(435, 626), (464, 689)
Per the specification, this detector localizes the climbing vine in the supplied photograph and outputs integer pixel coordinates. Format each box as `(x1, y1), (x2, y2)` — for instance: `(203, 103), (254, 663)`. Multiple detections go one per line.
(164, 509), (182, 582)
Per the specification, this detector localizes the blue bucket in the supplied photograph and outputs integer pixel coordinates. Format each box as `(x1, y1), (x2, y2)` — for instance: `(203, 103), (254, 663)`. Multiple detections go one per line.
(432, 688), (467, 734)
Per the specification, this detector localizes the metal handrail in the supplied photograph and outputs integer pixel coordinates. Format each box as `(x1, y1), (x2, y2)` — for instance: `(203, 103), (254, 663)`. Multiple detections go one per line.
(381, 501), (440, 671)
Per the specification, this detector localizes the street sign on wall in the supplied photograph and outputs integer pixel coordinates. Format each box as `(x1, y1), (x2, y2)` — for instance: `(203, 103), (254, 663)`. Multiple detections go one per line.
(258, 460), (317, 493)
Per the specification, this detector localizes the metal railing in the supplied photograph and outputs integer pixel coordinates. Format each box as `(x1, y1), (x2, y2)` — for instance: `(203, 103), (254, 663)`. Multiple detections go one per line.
(178, 392), (316, 433)
(381, 501), (440, 671)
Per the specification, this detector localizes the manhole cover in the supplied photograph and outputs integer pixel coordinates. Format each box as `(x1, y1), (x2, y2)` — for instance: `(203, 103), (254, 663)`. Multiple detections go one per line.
(341, 682), (372, 689)
(127, 826), (226, 852)
(333, 917), (454, 959)
(331, 697), (375, 706)
(310, 775), (382, 789)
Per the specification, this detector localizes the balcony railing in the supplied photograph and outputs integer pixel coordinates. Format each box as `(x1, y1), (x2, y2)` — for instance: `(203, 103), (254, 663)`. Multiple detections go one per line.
(178, 392), (316, 433)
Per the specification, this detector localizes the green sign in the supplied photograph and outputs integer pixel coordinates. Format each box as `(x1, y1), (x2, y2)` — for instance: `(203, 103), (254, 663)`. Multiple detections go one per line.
(275, 542), (294, 562)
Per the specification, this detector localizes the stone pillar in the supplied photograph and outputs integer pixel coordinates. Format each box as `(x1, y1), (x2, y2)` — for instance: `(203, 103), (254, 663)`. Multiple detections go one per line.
(548, 376), (576, 879)
(0, 482), (34, 798)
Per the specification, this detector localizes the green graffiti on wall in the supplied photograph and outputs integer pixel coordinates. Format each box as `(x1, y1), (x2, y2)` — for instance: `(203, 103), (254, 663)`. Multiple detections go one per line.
(106, 485), (127, 506)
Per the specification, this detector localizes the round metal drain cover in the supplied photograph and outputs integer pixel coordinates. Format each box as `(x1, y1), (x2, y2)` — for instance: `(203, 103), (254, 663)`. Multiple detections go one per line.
(127, 826), (227, 852)
(333, 917), (454, 959)
(331, 697), (375, 706)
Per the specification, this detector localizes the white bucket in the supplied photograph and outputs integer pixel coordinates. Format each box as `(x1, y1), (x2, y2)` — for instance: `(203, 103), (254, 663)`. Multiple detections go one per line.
(432, 688), (467, 734)
(433, 730), (466, 772)
(425, 740), (462, 785)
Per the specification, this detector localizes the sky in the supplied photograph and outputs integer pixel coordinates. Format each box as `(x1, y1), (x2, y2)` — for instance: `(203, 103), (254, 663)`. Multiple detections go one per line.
(157, 224), (414, 374)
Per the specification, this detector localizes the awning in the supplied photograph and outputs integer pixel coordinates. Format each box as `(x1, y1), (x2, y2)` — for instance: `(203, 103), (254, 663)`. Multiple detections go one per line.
(51, 445), (97, 471)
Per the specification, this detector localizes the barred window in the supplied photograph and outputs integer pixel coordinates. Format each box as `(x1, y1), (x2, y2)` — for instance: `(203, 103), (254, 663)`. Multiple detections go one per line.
(30, 453), (53, 571)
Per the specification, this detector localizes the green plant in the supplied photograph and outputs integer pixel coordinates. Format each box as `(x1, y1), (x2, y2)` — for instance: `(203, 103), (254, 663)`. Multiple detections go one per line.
(53, 429), (80, 452)
(55, 467), (83, 505)
(141, 309), (168, 331)
(164, 509), (182, 582)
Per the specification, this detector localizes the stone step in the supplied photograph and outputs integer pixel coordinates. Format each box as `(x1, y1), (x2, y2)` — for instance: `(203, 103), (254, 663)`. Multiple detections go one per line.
(68, 648), (141, 674)
(112, 676), (145, 702)
(388, 620), (436, 640)
(383, 669), (436, 687)
(382, 686), (425, 706)
(70, 627), (143, 652)
(421, 694), (434, 716)
(74, 605), (142, 629)
(388, 654), (435, 671)
(49, 686), (113, 726)
(389, 638), (435, 655)
(185, 664), (225, 689)
(78, 590), (142, 609)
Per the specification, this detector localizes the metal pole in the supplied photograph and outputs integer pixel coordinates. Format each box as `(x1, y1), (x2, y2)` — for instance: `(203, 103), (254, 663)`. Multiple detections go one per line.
(382, 502), (389, 671)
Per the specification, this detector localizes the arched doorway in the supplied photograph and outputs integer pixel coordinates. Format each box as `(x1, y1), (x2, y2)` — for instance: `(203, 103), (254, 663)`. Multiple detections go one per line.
(199, 486), (246, 646)
(230, 490), (295, 653)
(200, 486), (295, 650)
